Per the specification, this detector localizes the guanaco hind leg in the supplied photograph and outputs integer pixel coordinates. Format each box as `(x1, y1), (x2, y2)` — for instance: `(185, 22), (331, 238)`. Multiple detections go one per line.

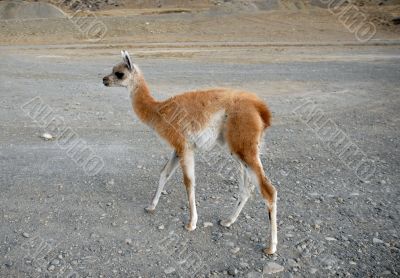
(180, 149), (198, 231)
(220, 162), (251, 227)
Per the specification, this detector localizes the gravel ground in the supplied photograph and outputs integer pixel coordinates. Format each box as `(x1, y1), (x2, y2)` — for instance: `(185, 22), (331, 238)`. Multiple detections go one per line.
(0, 45), (399, 277)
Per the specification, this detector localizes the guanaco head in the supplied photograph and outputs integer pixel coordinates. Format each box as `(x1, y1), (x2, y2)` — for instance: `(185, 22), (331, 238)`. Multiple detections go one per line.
(103, 50), (139, 88)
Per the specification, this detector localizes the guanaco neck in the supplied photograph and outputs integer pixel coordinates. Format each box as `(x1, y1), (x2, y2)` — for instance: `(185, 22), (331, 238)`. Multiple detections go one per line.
(129, 75), (159, 126)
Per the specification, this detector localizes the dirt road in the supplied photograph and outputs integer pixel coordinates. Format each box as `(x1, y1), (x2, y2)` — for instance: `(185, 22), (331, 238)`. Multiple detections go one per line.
(0, 0), (400, 276)
(0, 42), (399, 277)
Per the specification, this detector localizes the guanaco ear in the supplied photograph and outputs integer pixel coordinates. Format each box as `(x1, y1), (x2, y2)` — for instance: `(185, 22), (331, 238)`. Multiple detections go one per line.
(121, 50), (133, 71)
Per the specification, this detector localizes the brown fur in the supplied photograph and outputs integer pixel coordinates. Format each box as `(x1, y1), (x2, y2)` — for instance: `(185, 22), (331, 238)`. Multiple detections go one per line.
(131, 77), (271, 156)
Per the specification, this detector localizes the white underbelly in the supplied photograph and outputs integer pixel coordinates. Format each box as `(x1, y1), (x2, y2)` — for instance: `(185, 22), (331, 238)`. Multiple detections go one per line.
(189, 110), (226, 151)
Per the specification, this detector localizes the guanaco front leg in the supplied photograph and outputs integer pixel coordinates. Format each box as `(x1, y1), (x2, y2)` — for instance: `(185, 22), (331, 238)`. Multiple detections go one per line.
(145, 151), (179, 213)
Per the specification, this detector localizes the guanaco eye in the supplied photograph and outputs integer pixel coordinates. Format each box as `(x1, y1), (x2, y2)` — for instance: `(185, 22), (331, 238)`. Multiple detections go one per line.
(115, 72), (124, 79)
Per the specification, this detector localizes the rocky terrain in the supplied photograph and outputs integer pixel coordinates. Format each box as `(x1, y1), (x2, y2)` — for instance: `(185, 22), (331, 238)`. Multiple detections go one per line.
(0, 0), (399, 277)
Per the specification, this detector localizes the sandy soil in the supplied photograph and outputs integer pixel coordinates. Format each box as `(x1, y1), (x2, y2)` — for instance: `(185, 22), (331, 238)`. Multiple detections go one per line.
(1, 1), (399, 45)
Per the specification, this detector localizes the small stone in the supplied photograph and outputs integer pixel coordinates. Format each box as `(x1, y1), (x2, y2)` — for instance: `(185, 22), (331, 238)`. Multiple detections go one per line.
(4, 261), (13, 267)
(310, 268), (318, 274)
(287, 259), (299, 267)
(164, 266), (175, 274)
(40, 133), (53, 140)
(158, 225), (165, 230)
(250, 236), (258, 242)
(161, 190), (168, 195)
(107, 179), (115, 185)
(90, 233), (98, 238)
(106, 202), (112, 206)
(231, 247), (240, 254)
(320, 255), (337, 268)
(325, 237), (337, 241)
(314, 219), (323, 226)
(125, 238), (132, 245)
(228, 266), (238, 276)
(22, 232), (30, 238)
(263, 262), (284, 274)
(280, 169), (288, 176)
(51, 259), (60, 266)
(111, 222), (117, 227)
(203, 222), (213, 228)
(313, 224), (320, 230)
(48, 265), (55, 271)
(373, 238), (384, 244)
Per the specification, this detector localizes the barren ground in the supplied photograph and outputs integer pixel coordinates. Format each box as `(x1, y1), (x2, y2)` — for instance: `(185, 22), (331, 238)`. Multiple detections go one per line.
(0, 2), (400, 278)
